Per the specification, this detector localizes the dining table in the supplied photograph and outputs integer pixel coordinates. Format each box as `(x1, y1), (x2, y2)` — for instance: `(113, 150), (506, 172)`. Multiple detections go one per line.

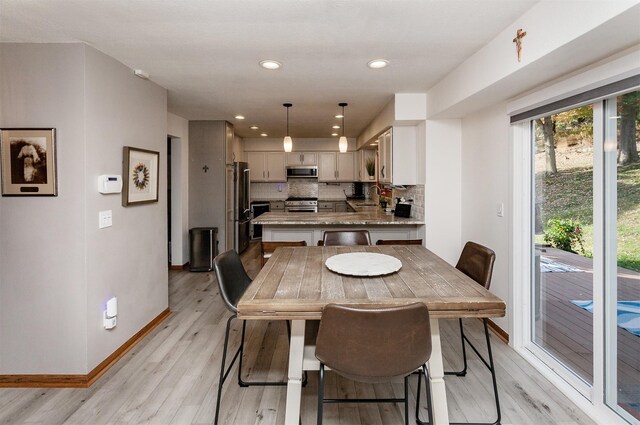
(237, 244), (506, 424)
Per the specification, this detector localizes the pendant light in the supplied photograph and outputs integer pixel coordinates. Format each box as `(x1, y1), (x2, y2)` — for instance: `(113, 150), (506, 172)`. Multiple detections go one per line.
(338, 102), (348, 153)
(283, 103), (293, 152)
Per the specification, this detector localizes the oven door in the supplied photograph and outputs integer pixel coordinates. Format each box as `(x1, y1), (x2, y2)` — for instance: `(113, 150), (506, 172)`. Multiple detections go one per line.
(285, 207), (318, 213)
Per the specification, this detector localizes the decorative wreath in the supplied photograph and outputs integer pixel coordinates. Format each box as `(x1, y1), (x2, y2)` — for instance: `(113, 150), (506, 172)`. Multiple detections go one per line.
(132, 162), (150, 190)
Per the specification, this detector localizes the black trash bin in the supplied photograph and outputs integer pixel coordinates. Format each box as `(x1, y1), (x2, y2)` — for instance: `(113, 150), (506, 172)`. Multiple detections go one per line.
(189, 227), (218, 272)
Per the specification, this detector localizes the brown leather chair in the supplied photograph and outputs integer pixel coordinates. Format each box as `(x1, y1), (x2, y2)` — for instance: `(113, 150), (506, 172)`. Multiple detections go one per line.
(376, 239), (423, 245)
(260, 240), (306, 267)
(417, 241), (501, 425)
(213, 250), (289, 425)
(322, 230), (371, 246)
(315, 303), (433, 425)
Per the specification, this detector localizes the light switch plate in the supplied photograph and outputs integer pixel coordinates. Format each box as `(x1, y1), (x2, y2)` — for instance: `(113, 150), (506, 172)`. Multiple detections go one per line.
(497, 203), (504, 217)
(99, 210), (112, 228)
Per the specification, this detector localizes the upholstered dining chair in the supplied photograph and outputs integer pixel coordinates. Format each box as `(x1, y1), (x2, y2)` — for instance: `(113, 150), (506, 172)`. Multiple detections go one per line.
(213, 250), (289, 425)
(417, 241), (501, 425)
(260, 240), (307, 267)
(322, 230), (371, 246)
(376, 239), (423, 245)
(315, 303), (434, 425)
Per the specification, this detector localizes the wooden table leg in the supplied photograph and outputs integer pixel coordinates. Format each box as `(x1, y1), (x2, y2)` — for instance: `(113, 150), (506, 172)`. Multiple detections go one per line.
(284, 319), (305, 425)
(427, 318), (450, 424)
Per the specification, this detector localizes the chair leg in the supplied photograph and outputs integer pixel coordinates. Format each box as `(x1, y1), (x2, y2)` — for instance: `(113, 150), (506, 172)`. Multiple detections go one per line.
(214, 314), (237, 425)
(237, 321), (248, 387)
(404, 375), (409, 425)
(483, 318), (502, 425)
(415, 365), (433, 425)
(440, 319), (502, 425)
(445, 318), (468, 376)
(237, 320), (288, 387)
(317, 363), (325, 425)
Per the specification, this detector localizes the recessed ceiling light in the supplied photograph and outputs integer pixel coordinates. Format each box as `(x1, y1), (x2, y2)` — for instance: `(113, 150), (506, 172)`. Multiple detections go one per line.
(332, 125), (340, 129)
(260, 60), (282, 70)
(235, 115), (245, 120)
(331, 133), (339, 137)
(335, 114), (344, 119)
(370, 143), (378, 146)
(367, 59), (389, 69)
(250, 125), (259, 130)
(260, 133), (268, 137)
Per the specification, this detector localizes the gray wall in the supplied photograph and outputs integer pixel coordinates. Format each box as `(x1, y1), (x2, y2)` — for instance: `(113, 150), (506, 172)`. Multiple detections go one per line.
(0, 43), (168, 374)
(189, 121), (227, 251)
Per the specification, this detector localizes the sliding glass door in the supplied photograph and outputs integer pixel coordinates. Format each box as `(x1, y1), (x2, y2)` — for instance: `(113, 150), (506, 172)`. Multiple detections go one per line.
(532, 104), (595, 385)
(605, 91), (640, 422)
(524, 88), (640, 424)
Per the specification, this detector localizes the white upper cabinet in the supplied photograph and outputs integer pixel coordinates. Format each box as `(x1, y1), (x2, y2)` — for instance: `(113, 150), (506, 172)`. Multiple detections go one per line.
(358, 149), (377, 182)
(376, 127), (416, 185)
(246, 152), (266, 182)
(318, 152), (355, 182)
(286, 152), (317, 166)
(378, 129), (392, 184)
(246, 152), (286, 182)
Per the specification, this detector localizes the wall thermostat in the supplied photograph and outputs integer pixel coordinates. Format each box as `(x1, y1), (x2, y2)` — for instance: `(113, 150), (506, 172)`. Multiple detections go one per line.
(98, 175), (122, 194)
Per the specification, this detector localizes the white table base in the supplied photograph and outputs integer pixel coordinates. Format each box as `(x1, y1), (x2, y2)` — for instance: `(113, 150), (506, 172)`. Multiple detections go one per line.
(283, 318), (450, 424)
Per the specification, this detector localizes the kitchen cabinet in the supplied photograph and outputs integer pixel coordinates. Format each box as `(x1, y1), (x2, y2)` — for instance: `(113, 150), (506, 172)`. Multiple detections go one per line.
(318, 152), (355, 182)
(286, 152), (317, 166)
(334, 202), (349, 212)
(375, 127), (417, 185)
(318, 201), (334, 212)
(378, 129), (392, 184)
(356, 149), (377, 182)
(246, 152), (286, 182)
(270, 201), (285, 211)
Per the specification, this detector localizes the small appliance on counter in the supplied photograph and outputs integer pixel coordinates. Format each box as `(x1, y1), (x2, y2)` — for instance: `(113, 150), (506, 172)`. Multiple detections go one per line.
(394, 203), (412, 218)
(351, 182), (365, 199)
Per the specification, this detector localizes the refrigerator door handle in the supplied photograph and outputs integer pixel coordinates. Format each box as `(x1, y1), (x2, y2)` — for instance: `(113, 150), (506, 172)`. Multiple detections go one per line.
(244, 168), (251, 218)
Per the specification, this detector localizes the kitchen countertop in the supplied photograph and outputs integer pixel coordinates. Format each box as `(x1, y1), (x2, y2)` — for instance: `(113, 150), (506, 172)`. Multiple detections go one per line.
(251, 210), (422, 225)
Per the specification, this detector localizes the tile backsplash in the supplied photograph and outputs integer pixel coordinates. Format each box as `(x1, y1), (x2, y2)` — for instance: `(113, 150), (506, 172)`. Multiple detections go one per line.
(251, 181), (353, 200)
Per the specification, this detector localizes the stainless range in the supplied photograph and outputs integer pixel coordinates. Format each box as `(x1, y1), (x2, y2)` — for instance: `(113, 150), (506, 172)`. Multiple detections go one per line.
(285, 197), (318, 213)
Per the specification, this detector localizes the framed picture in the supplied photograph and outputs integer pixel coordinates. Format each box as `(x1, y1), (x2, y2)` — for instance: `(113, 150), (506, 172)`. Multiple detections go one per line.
(122, 146), (159, 206)
(1, 128), (57, 196)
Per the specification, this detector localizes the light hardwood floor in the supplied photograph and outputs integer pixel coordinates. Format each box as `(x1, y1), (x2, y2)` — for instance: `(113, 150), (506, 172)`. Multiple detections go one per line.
(0, 242), (596, 424)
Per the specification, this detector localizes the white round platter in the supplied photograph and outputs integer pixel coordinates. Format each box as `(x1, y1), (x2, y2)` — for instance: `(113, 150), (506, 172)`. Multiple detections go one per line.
(325, 252), (402, 276)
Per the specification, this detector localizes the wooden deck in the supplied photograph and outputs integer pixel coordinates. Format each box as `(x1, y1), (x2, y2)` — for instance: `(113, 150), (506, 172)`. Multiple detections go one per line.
(535, 247), (640, 418)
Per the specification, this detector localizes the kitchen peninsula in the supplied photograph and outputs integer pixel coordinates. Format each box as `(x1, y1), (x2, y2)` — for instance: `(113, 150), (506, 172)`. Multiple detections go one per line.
(252, 201), (424, 245)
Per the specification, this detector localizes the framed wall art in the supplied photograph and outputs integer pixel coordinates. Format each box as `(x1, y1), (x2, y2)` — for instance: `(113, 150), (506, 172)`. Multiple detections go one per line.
(122, 146), (159, 206)
(1, 128), (58, 196)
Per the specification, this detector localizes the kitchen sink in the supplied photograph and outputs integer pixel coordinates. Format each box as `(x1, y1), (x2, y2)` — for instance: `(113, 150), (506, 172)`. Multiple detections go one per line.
(355, 202), (377, 206)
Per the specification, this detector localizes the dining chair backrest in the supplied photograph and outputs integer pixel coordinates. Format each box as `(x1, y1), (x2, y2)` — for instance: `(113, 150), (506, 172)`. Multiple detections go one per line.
(213, 250), (252, 313)
(315, 303), (431, 384)
(376, 239), (423, 245)
(322, 230), (371, 246)
(261, 241), (307, 267)
(455, 241), (496, 290)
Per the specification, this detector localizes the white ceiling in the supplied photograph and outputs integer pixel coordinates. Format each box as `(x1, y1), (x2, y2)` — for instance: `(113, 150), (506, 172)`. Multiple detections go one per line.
(0, 0), (539, 138)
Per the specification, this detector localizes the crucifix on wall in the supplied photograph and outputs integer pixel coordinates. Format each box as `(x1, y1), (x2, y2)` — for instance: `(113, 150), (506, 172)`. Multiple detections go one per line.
(513, 28), (527, 62)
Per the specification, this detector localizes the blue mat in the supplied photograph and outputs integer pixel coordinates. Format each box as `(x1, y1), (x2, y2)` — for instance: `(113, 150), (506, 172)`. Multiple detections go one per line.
(571, 300), (640, 337)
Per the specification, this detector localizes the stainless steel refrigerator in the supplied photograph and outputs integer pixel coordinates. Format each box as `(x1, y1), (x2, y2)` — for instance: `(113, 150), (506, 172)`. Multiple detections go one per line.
(233, 162), (251, 254)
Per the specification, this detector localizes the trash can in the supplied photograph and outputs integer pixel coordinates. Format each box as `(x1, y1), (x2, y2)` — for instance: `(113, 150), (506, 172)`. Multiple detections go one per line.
(189, 227), (218, 272)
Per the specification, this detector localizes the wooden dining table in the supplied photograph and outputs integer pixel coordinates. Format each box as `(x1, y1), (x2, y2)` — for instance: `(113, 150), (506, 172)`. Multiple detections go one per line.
(237, 245), (506, 424)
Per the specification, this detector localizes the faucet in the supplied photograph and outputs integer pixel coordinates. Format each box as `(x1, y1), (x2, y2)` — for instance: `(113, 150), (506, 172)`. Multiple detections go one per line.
(369, 185), (381, 197)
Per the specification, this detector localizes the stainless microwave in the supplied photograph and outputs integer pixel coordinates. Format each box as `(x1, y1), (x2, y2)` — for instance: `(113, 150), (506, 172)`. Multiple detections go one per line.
(286, 166), (318, 179)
